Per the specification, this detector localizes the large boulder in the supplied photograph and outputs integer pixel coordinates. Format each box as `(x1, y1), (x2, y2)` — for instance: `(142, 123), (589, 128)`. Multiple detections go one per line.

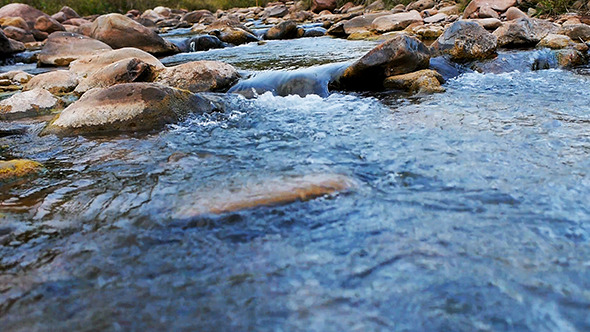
(34, 16), (65, 34)
(213, 27), (258, 45)
(430, 20), (497, 60)
(493, 17), (560, 47)
(334, 34), (431, 90)
(58, 6), (79, 20)
(0, 29), (25, 56)
(383, 69), (445, 94)
(156, 61), (239, 93)
(372, 10), (423, 33)
(0, 88), (61, 120)
(38, 32), (112, 66)
(311, 0), (338, 13)
(2, 26), (34, 43)
(75, 58), (158, 94)
(0, 3), (49, 25)
(186, 35), (225, 52)
(463, 0), (516, 18)
(265, 20), (299, 40)
(182, 10), (213, 24)
(89, 13), (180, 56)
(69, 47), (165, 78)
(24, 70), (79, 94)
(558, 23), (590, 42)
(41, 83), (219, 136)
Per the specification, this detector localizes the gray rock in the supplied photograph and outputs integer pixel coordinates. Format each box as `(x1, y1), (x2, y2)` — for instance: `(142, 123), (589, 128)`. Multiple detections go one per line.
(431, 20), (497, 60)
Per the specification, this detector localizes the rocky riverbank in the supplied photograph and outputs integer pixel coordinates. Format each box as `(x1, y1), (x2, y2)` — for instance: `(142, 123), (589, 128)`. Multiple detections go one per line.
(1, 0), (590, 210)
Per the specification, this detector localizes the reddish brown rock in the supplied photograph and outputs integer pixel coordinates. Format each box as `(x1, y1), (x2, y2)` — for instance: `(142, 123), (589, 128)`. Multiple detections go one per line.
(34, 16), (65, 34)
(0, 3), (49, 25)
(38, 32), (112, 66)
(69, 47), (165, 78)
(89, 13), (180, 56)
(311, 0), (338, 13)
(463, 0), (516, 18)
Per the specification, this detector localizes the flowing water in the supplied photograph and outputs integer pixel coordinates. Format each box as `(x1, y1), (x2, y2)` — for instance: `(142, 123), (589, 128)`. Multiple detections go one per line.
(1, 36), (590, 331)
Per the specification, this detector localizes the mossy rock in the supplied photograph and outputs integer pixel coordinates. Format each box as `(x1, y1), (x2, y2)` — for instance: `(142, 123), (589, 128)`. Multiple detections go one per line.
(0, 159), (43, 184)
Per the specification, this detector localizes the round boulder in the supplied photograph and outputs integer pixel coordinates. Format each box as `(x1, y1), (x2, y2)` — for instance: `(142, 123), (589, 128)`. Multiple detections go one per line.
(0, 3), (49, 26)
(0, 88), (61, 120)
(38, 32), (112, 66)
(156, 61), (239, 93)
(34, 16), (65, 34)
(265, 20), (299, 40)
(383, 69), (445, 94)
(430, 20), (497, 61)
(334, 34), (431, 91)
(69, 47), (165, 78)
(89, 13), (180, 56)
(75, 57), (158, 94)
(41, 83), (219, 136)
(311, 0), (338, 13)
(24, 70), (79, 94)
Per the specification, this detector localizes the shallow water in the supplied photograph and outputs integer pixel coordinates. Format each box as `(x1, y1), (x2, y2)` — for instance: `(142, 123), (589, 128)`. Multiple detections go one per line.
(1, 37), (590, 331)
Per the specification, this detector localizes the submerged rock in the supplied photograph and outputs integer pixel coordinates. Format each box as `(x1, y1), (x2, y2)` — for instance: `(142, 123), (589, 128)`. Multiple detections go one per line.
(75, 58), (157, 94)
(24, 70), (79, 94)
(0, 159), (43, 184)
(156, 61), (239, 93)
(38, 32), (112, 66)
(186, 35), (225, 52)
(431, 20), (497, 61)
(493, 17), (560, 47)
(383, 69), (445, 93)
(0, 88), (61, 120)
(69, 47), (165, 78)
(41, 83), (219, 136)
(175, 174), (355, 217)
(335, 34), (430, 90)
(89, 13), (180, 56)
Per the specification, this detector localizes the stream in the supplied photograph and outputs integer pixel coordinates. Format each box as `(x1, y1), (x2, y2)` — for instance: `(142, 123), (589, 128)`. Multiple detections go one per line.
(1, 36), (590, 331)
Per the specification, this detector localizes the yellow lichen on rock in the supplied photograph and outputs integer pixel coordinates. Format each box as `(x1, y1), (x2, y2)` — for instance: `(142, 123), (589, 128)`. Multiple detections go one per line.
(0, 159), (43, 183)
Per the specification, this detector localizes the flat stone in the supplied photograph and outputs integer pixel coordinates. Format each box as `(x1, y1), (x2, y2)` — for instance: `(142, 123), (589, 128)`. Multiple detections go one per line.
(38, 32), (112, 67)
(0, 88), (60, 120)
(24, 70), (79, 94)
(69, 47), (165, 78)
(156, 61), (239, 93)
(372, 10), (423, 33)
(384, 69), (445, 93)
(424, 13), (448, 24)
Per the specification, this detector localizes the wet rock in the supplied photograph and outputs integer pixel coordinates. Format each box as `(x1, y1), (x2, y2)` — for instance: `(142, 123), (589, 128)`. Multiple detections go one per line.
(463, 0), (516, 19)
(312, 0), (338, 13)
(407, 0), (436, 11)
(75, 58), (157, 94)
(0, 16), (29, 31)
(372, 10), (423, 33)
(0, 29), (25, 56)
(156, 61), (239, 93)
(187, 35), (225, 52)
(182, 10), (214, 24)
(335, 34), (431, 90)
(0, 3), (49, 26)
(0, 88), (60, 120)
(37, 32), (112, 67)
(34, 16), (65, 34)
(537, 33), (576, 49)
(383, 69), (445, 93)
(555, 48), (588, 67)
(505, 7), (527, 20)
(493, 18), (560, 47)
(431, 20), (497, 61)
(69, 47), (165, 78)
(175, 174), (355, 216)
(41, 83), (219, 136)
(303, 27), (327, 37)
(24, 70), (79, 94)
(89, 13), (180, 56)
(2, 26), (34, 43)
(214, 27), (258, 46)
(0, 159), (43, 184)
(559, 23), (590, 42)
(265, 20), (299, 39)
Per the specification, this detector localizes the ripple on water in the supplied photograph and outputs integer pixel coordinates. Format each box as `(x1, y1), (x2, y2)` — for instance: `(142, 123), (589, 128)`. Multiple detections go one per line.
(1, 46), (590, 331)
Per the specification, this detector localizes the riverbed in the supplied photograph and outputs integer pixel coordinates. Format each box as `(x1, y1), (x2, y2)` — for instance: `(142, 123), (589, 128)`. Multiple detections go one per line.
(1, 36), (590, 331)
